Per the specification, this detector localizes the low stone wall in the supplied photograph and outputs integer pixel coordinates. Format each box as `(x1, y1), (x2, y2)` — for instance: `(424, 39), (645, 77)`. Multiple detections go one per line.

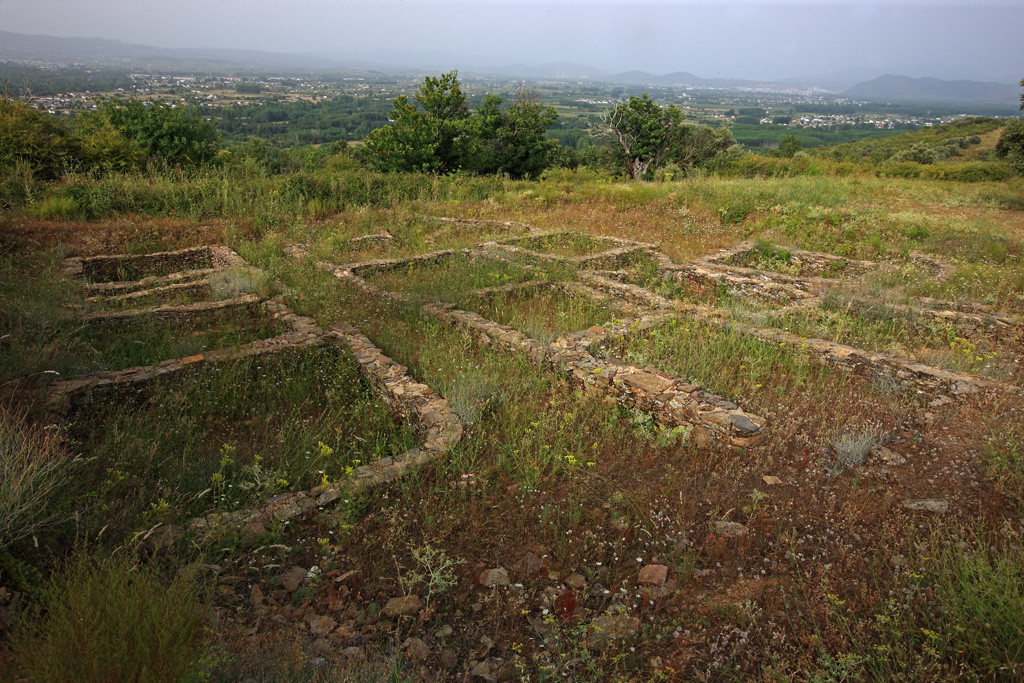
(483, 239), (654, 270)
(47, 331), (321, 416)
(697, 240), (876, 277)
(56, 243), (464, 539)
(48, 297), (323, 416)
(84, 268), (219, 295)
(81, 293), (264, 325)
(345, 249), (459, 277)
(842, 298), (1018, 335)
(582, 260), (1016, 400)
(421, 301), (766, 447)
(187, 321), (464, 537)
(84, 279), (212, 305)
(348, 232), (394, 247)
(721, 318), (1011, 398)
(298, 244), (768, 448)
(664, 263), (822, 306)
(65, 244), (247, 284)
(428, 216), (542, 236)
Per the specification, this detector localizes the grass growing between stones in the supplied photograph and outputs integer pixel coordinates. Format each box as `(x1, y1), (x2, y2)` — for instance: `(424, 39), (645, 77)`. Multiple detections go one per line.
(604, 316), (915, 456)
(459, 286), (620, 344)
(853, 260), (1024, 310)
(66, 346), (417, 529)
(82, 267), (274, 311)
(513, 232), (607, 257)
(729, 297), (1022, 381)
(0, 251), (84, 391)
(72, 306), (283, 374)
(360, 252), (542, 300)
(0, 405), (71, 550)
(81, 251), (214, 283)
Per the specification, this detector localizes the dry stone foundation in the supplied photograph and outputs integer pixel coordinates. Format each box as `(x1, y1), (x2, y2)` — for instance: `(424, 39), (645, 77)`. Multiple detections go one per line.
(50, 244), (464, 539)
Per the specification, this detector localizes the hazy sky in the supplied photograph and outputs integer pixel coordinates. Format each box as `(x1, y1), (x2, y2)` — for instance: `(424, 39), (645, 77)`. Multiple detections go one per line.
(1, 0), (1021, 82)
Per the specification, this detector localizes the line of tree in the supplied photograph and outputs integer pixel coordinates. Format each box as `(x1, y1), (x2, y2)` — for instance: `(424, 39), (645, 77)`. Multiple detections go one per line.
(1, 96), (218, 183)
(363, 71), (560, 179)
(210, 94), (394, 144)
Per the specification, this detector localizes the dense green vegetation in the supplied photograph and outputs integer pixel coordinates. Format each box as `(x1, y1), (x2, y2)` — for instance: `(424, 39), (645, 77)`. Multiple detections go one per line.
(213, 93), (394, 144)
(0, 62), (136, 97)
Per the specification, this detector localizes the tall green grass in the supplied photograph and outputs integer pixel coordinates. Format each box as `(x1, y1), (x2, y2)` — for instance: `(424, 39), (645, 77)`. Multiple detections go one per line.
(44, 167), (523, 225)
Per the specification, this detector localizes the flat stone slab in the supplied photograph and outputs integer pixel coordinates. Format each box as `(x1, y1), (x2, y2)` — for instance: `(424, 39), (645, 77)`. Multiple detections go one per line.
(902, 499), (949, 513)
(384, 594), (424, 617)
(637, 564), (668, 586)
(711, 521), (749, 538)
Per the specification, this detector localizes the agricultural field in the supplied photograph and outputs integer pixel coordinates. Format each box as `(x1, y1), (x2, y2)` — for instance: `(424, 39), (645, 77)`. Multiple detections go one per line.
(2, 133), (1024, 681)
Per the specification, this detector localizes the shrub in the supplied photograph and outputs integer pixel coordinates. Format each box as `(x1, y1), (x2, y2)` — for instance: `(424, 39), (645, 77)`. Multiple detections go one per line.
(893, 144), (938, 165)
(11, 552), (212, 682)
(822, 427), (881, 475)
(89, 98), (219, 167)
(995, 119), (1024, 175)
(0, 97), (77, 181)
(877, 161), (923, 179)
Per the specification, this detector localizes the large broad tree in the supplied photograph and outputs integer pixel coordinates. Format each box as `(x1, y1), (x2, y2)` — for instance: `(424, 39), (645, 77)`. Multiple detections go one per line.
(602, 94), (686, 180)
(365, 70), (472, 174)
(471, 89), (558, 179)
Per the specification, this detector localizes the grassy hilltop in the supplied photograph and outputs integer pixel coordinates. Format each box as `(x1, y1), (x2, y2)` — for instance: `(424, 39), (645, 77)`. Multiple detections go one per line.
(2, 90), (1024, 680)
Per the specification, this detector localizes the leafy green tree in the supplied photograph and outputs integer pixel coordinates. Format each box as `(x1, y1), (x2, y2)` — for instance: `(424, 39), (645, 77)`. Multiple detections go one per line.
(675, 126), (735, 169)
(362, 95), (440, 173)
(995, 118), (1024, 174)
(471, 90), (558, 179)
(602, 94), (686, 180)
(0, 96), (77, 181)
(72, 108), (145, 172)
(90, 99), (219, 166)
(776, 134), (802, 158)
(365, 71), (471, 173)
(414, 70), (472, 171)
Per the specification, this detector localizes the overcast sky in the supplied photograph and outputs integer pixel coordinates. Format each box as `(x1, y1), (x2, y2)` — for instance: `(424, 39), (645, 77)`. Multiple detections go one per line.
(1, 0), (1021, 82)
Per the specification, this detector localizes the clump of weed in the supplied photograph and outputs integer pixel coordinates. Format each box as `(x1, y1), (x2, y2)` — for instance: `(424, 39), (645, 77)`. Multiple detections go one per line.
(822, 426), (882, 475)
(10, 552), (212, 681)
(441, 367), (504, 425)
(927, 527), (1024, 675)
(208, 267), (274, 299)
(0, 407), (71, 549)
(402, 543), (464, 608)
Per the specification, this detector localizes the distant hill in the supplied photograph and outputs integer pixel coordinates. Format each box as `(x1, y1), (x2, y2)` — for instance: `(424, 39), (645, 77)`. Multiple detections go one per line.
(813, 117), (1007, 162)
(487, 62), (607, 80)
(606, 70), (783, 91)
(0, 30), (338, 70)
(843, 75), (1019, 106)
